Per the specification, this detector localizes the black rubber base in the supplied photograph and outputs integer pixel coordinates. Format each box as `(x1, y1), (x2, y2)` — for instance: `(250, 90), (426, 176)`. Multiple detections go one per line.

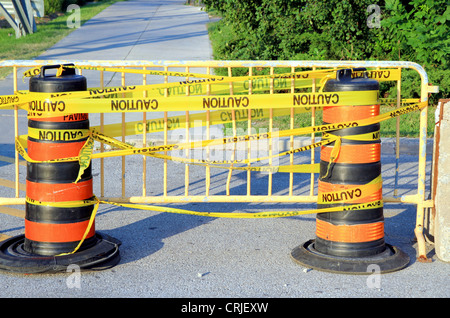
(0, 232), (121, 274)
(291, 239), (410, 275)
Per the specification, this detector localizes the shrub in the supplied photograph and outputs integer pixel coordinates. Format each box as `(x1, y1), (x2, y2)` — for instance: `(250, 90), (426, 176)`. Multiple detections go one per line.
(204, 0), (449, 103)
(44, 0), (90, 15)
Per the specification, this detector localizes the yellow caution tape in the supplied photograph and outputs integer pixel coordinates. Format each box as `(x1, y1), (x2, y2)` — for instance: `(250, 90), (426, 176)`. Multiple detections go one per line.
(99, 199), (384, 219)
(25, 193), (100, 256)
(15, 137), (40, 163)
(309, 101), (427, 134)
(23, 191), (383, 219)
(323, 130), (380, 142)
(321, 136), (342, 179)
(56, 197), (100, 256)
(1, 65), (422, 252)
(75, 136), (95, 183)
(26, 196), (96, 208)
(32, 193), (383, 257)
(86, 123), (337, 160)
(8, 65), (425, 196)
(27, 127), (90, 142)
(317, 175), (382, 204)
(0, 94), (21, 108)
(24, 64), (400, 83)
(23, 64), (225, 80)
(0, 68), (359, 111)
(22, 66), (42, 79)
(1, 66), (401, 111)
(15, 101), (426, 171)
(57, 64), (342, 82)
(23, 192), (383, 258)
(90, 129), (324, 171)
(380, 98), (420, 105)
(15, 66), (338, 106)
(352, 69), (401, 81)
(221, 164), (320, 174)
(22, 90), (378, 118)
(91, 107), (322, 138)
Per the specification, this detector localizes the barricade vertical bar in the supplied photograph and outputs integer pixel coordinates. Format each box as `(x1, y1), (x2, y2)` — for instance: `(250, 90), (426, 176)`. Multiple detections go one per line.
(205, 109), (210, 195)
(121, 67), (126, 198)
(142, 67), (147, 197)
(13, 66), (19, 198)
(185, 66), (190, 196)
(247, 67), (253, 196)
(289, 66), (295, 196)
(163, 66), (168, 197)
(415, 73), (430, 261)
(226, 66), (235, 196)
(394, 68), (401, 196)
(268, 67), (274, 196)
(206, 66), (211, 196)
(100, 70), (105, 198)
(184, 109), (190, 196)
(310, 66), (317, 196)
(267, 67), (273, 196)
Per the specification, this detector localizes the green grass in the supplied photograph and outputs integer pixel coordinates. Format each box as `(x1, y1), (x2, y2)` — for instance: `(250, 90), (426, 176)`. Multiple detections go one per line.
(0, 0), (123, 78)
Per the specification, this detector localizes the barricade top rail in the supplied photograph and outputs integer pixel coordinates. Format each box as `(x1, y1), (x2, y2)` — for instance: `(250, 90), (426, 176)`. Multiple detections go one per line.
(1, 59), (433, 102)
(0, 59), (429, 71)
(1, 59), (429, 90)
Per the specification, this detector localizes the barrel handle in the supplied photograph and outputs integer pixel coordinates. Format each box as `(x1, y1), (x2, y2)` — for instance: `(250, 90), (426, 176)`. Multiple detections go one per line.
(40, 64), (76, 77)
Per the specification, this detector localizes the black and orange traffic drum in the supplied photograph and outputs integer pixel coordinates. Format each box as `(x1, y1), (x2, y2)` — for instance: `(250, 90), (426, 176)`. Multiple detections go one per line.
(291, 69), (409, 274)
(0, 64), (120, 274)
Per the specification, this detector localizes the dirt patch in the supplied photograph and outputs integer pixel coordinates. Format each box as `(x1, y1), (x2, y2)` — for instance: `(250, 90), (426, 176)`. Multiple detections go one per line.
(0, 17), (10, 28)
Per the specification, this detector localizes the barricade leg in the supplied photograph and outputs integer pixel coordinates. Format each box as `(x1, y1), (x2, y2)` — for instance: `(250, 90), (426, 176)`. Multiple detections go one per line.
(0, 64), (120, 274)
(291, 69), (410, 274)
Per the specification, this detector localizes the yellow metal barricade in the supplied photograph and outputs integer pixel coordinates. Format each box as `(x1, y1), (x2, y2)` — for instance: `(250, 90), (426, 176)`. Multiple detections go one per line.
(0, 59), (438, 261)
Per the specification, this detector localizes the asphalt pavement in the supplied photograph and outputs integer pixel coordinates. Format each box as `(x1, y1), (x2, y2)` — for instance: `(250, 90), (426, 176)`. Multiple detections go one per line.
(0, 0), (448, 303)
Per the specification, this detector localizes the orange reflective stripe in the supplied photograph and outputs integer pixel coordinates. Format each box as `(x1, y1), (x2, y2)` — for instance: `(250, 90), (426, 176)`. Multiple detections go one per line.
(318, 180), (382, 203)
(27, 139), (86, 161)
(320, 143), (380, 163)
(316, 219), (384, 243)
(24, 219), (95, 243)
(26, 179), (93, 202)
(323, 104), (380, 123)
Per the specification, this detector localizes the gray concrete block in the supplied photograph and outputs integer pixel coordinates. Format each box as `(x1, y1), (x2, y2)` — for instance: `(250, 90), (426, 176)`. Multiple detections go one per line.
(434, 99), (450, 262)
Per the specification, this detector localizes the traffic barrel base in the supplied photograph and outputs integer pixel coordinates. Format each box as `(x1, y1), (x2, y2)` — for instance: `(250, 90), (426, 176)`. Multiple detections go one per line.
(291, 239), (410, 275)
(0, 233), (121, 274)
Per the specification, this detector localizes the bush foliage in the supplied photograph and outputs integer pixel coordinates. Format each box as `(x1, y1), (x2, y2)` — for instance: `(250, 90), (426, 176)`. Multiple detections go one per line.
(44, 0), (89, 15)
(204, 0), (449, 104)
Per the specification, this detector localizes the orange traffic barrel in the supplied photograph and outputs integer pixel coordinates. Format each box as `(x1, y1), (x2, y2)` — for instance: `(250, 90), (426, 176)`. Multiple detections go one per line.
(291, 69), (409, 274)
(0, 64), (120, 274)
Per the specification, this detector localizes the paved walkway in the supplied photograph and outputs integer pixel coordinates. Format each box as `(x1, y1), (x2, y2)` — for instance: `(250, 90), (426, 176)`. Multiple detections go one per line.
(2, 0), (212, 92)
(39, 0), (212, 86)
(41, 1), (211, 60)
